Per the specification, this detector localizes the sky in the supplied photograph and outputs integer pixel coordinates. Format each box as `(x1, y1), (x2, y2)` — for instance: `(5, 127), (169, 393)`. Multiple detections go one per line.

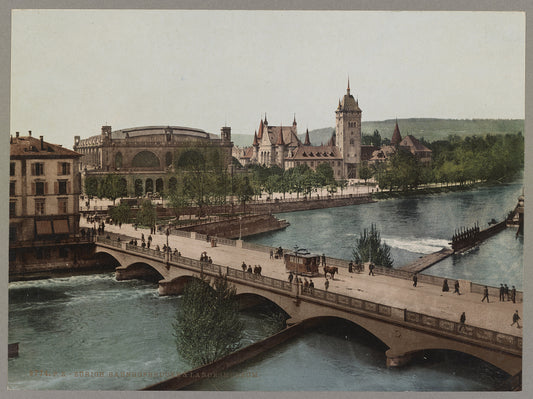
(10, 10), (525, 149)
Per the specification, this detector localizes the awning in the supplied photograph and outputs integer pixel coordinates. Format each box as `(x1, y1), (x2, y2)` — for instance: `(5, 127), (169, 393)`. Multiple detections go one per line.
(35, 220), (53, 235)
(53, 219), (70, 234)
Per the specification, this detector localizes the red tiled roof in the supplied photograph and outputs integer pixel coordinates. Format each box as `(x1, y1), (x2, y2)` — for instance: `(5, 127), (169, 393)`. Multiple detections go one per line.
(288, 145), (341, 161)
(399, 135), (432, 153)
(10, 135), (81, 158)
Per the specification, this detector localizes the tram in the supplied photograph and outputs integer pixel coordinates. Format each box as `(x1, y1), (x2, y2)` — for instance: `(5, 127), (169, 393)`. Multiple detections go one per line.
(284, 248), (320, 276)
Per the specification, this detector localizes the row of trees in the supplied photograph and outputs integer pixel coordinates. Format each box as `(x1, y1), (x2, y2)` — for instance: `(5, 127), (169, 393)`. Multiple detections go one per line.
(371, 133), (523, 192)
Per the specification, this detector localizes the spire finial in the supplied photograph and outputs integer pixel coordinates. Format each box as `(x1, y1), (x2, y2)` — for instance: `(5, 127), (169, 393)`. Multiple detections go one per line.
(293, 113), (296, 125)
(347, 76), (350, 95)
(264, 113), (268, 125)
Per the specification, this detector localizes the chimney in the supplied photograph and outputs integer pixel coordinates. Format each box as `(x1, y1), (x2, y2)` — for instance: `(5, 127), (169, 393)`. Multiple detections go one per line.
(16, 131), (19, 138)
(40, 135), (44, 150)
(28, 130), (32, 136)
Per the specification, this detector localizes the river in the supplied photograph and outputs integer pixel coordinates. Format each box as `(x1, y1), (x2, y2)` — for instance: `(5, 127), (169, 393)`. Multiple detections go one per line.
(8, 180), (522, 390)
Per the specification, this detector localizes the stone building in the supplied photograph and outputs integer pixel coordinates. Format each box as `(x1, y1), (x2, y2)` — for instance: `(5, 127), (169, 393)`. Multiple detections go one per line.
(9, 132), (84, 273)
(237, 81), (373, 179)
(74, 125), (233, 196)
(369, 121), (432, 165)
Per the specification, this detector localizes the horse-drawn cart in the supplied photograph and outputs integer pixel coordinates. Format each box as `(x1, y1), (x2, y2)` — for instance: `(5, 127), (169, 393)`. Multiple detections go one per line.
(284, 249), (321, 276)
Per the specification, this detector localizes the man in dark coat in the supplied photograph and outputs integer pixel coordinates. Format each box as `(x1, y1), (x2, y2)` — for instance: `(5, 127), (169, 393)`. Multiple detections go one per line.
(413, 273), (418, 287)
(459, 312), (466, 332)
(511, 310), (521, 328)
(499, 284), (505, 301)
(481, 286), (490, 302)
(511, 286), (517, 303)
(453, 280), (461, 295)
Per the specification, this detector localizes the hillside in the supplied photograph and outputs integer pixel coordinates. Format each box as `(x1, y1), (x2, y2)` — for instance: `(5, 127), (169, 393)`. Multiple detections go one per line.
(231, 119), (524, 148)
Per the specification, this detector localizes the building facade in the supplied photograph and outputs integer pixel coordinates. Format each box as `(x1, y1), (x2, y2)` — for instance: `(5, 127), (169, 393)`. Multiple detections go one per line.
(9, 132), (86, 273)
(237, 82), (371, 179)
(74, 125), (233, 196)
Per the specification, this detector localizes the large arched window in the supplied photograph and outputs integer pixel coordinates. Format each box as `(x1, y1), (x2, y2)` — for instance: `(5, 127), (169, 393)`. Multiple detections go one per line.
(132, 151), (160, 168)
(155, 178), (164, 194)
(145, 179), (154, 194)
(115, 152), (123, 169)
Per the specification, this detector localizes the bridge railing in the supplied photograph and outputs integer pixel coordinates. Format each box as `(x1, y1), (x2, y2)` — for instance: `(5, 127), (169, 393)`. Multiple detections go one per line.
(300, 286), (521, 352)
(171, 229), (192, 239)
(125, 243), (166, 259)
(241, 241), (275, 254)
(215, 237), (237, 247)
(227, 268), (293, 292)
(404, 310), (522, 351)
(96, 236), (123, 248)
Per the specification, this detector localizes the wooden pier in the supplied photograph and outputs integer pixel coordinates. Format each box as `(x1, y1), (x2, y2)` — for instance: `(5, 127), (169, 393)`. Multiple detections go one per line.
(399, 248), (454, 273)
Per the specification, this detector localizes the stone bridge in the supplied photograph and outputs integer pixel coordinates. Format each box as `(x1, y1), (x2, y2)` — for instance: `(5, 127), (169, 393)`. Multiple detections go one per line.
(95, 237), (522, 376)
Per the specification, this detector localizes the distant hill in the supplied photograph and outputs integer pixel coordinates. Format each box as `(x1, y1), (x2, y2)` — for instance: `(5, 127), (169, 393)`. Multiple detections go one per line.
(232, 119), (524, 147)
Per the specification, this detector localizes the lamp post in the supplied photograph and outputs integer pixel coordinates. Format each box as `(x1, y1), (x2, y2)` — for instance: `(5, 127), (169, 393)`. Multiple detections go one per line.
(239, 215), (242, 240)
(165, 221), (170, 268)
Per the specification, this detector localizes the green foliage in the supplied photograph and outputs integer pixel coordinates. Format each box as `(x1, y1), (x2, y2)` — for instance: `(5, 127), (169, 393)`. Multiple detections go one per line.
(84, 176), (100, 198)
(167, 183), (190, 220)
(98, 173), (127, 204)
(352, 224), (393, 268)
(173, 274), (243, 367)
(362, 130), (382, 147)
(109, 202), (131, 224)
(358, 162), (373, 183)
(136, 199), (157, 227)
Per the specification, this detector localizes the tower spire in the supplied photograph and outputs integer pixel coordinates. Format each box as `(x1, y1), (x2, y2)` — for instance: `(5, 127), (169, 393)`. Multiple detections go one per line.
(304, 128), (311, 145)
(277, 124), (285, 145)
(347, 76), (350, 95)
(293, 113), (297, 126)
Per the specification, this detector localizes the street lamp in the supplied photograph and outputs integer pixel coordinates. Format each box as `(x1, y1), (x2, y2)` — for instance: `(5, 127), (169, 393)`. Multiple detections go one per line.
(165, 221), (171, 268)
(239, 215), (242, 240)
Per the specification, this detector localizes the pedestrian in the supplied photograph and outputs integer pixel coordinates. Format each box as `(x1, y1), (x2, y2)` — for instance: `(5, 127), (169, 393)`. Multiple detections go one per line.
(242, 261), (247, 272)
(368, 263), (375, 276)
(511, 310), (521, 328)
(322, 253), (326, 267)
(499, 283), (505, 301)
(270, 249), (273, 259)
(511, 286), (516, 303)
(412, 273), (418, 287)
(247, 266), (252, 273)
(453, 280), (461, 295)
(442, 279), (449, 292)
(481, 286), (490, 303)
(288, 272), (294, 283)
(309, 280), (314, 289)
(504, 284), (510, 301)
(141, 233), (145, 242)
(459, 312), (466, 332)
(348, 262), (353, 273)
(324, 278), (329, 291)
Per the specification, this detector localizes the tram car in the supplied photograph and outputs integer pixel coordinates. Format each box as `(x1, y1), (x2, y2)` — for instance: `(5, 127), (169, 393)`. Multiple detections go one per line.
(284, 249), (320, 276)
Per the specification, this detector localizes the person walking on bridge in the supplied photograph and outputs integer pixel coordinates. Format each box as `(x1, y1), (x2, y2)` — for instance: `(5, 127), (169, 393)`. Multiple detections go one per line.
(499, 284), (505, 301)
(368, 263), (375, 276)
(324, 278), (329, 291)
(511, 310), (521, 328)
(511, 286), (517, 303)
(453, 280), (461, 295)
(412, 273), (418, 287)
(459, 312), (466, 332)
(481, 286), (490, 303)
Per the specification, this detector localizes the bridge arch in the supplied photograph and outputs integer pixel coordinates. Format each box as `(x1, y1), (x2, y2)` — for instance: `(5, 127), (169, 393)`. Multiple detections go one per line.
(116, 261), (167, 283)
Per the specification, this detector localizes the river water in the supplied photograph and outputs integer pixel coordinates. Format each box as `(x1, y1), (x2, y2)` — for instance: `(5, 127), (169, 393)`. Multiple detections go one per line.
(8, 180), (522, 391)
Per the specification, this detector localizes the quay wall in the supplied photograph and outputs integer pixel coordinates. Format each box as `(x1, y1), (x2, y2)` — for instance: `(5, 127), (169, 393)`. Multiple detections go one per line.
(142, 322), (306, 391)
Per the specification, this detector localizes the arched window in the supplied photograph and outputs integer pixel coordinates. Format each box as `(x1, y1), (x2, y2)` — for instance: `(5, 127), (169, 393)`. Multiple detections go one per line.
(134, 179), (143, 197)
(132, 151), (160, 168)
(145, 179), (154, 194)
(115, 152), (123, 169)
(155, 178), (164, 194)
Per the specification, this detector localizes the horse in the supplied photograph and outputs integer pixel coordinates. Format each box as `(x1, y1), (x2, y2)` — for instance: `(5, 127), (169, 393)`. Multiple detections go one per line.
(323, 266), (338, 279)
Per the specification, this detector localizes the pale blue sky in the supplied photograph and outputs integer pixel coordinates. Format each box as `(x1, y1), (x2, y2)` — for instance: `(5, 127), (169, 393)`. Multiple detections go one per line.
(10, 10), (525, 149)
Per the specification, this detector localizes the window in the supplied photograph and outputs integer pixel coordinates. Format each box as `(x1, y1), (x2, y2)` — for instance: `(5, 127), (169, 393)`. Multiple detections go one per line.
(58, 181), (67, 195)
(58, 162), (71, 175)
(10, 162), (15, 176)
(10, 181), (15, 196)
(350, 139), (354, 145)
(32, 163), (44, 176)
(58, 198), (68, 214)
(35, 182), (45, 196)
(35, 199), (45, 215)
(9, 201), (16, 217)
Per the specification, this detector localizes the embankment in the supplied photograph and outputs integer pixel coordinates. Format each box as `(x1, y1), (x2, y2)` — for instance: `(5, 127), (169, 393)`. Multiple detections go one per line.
(142, 321), (308, 391)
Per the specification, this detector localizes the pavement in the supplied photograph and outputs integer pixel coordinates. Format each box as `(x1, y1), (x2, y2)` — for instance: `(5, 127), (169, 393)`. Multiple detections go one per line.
(81, 217), (523, 338)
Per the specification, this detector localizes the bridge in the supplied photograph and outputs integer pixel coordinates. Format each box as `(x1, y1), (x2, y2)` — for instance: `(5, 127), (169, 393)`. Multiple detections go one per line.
(93, 230), (522, 377)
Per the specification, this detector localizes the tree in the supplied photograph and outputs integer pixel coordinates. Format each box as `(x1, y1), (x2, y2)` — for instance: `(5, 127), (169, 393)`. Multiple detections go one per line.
(358, 163), (373, 184)
(99, 173), (127, 205)
(173, 273), (243, 367)
(84, 176), (100, 198)
(352, 224), (393, 268)
(136, 199), (157, 228)
(167, 183), (189, 221)
(109, 202), (130, 225)
(234, 175), (255, 213)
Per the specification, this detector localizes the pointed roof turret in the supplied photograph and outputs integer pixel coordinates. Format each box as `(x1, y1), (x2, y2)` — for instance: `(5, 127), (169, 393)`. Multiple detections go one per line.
(257, 119), (264, 139)
(347, 76), (351, 95)
(276, 124), (286, 146)
(293, 113), (297, 126)
(253, 131), (259, 146)
(264, 113), (268, 125)
(391, 119), (402, 146)
(304, 129), (311, 145)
